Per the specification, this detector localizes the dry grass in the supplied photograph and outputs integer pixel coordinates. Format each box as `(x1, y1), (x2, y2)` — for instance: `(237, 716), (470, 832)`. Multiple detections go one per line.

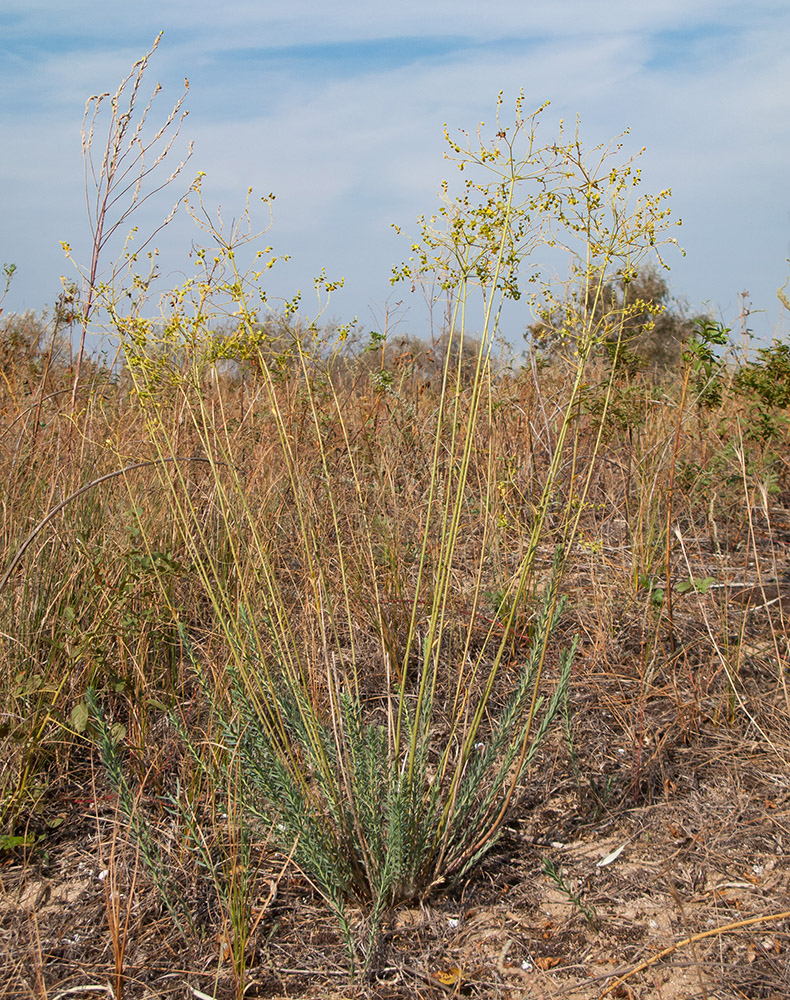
(1, 319), (789, 998)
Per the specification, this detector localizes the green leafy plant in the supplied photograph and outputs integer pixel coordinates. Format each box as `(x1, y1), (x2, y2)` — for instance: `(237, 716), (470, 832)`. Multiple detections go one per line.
(675, 575), (715, 596)
(734, 340), (790, 444)
(542, 857), (597, 929)
(87, 687), (192, 938)
(639, 573), (666, 607)
(684, 317), (731, 412)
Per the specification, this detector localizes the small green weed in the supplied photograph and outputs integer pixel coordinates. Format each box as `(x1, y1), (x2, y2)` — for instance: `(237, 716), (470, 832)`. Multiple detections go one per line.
(541, 857), (597, 929)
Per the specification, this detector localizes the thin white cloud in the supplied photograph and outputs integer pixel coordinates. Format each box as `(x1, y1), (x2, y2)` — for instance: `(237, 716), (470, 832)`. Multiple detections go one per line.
(1, 0), (772, 48)
(2, 1), (789, 340)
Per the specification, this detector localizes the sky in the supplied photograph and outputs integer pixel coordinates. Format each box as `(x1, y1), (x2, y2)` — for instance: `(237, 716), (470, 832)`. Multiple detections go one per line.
(2, 0), (790, 351)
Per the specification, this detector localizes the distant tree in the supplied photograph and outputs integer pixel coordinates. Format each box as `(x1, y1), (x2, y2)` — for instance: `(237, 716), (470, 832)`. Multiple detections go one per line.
(357, 329), (491, 390)
(0, 309), (72, 376)
(528, 264), (696, 374)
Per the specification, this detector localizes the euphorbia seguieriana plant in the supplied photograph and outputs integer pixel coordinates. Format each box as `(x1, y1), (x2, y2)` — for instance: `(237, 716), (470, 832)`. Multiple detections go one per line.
(97, 88), (679, 972)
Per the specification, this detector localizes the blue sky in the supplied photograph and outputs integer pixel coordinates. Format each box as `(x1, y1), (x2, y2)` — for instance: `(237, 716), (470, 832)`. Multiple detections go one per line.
(2, 1), (789, 348)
